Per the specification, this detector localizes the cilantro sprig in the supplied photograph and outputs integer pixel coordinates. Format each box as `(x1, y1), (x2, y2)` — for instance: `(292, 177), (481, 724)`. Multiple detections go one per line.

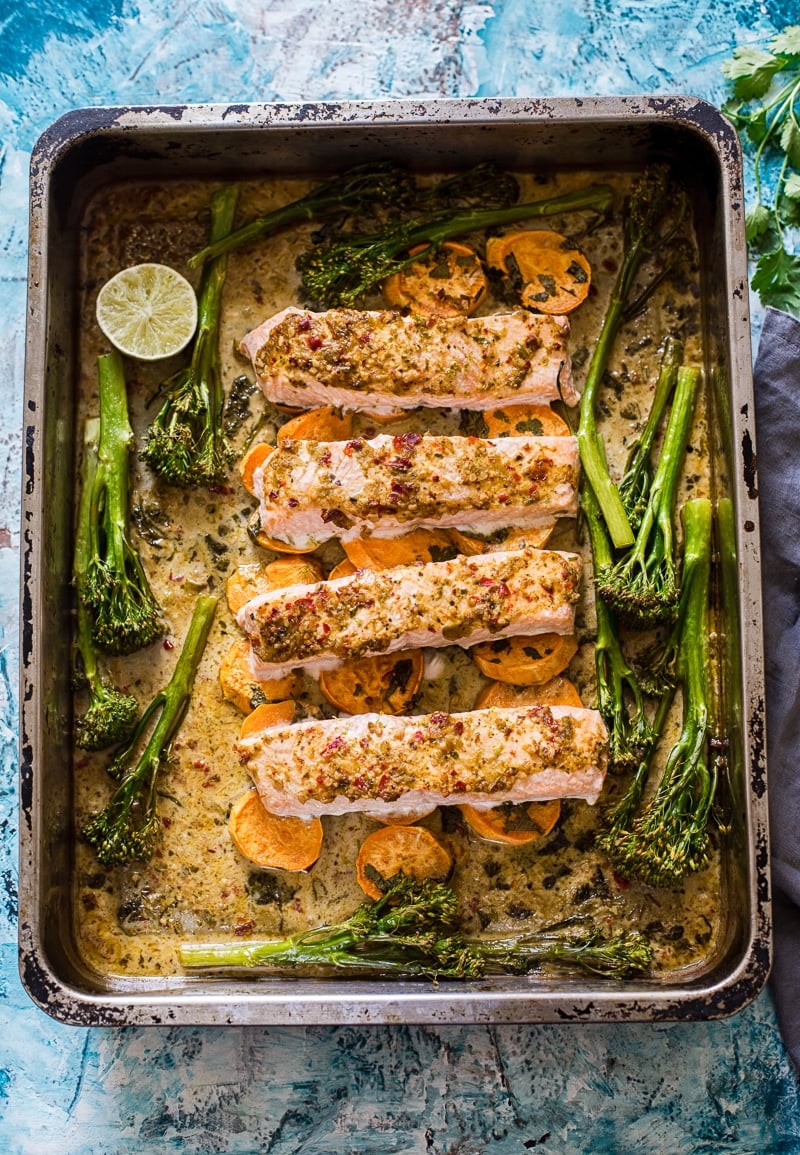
(723, 26), (800, 312)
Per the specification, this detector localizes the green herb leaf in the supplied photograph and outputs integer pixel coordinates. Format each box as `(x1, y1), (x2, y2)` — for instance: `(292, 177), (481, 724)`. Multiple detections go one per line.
(778, 174), (800, 226)
(751, 246), (800, 311)
(721, 46), (781, 99)
(745, 106), (769, 145)
(779, 115), (800, 167)
(745, 202), (773, 243)
(784, 171), (800, 201)
(771, 25), (800, 61)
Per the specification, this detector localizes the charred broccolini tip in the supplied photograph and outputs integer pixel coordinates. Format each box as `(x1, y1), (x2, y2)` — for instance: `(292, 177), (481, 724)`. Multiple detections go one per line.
(297, 183), (614, 309)
(141, 187), (238, 488)
(598, 498), (717, 888)
(597, 365), (701, 628)
(576, 164), (688, 551)
(83, 595), (218, 866)
(187, 162), (417, 269)
(178, 875), (653, 980)
(581, 477), (656, 770)
(73, 418), (139, 750)
(187, 162), (522, 270)
(81, 352), (164, 656)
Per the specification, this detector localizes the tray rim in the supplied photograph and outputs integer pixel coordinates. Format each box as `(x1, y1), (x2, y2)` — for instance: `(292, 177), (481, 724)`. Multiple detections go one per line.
(19, 95), (771, 1027)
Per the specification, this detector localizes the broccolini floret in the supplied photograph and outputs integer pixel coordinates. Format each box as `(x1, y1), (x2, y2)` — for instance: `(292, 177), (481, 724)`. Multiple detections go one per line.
(597, 365), (701, 628)
(582, 476), (656, 769)
(297, 183), (613, 308)
(84, 595), (217, 866)
(187, 162), (417, 268)
(141, 187), (238, 487)
(598, 498), (717, 887)
(81, 352), (164, 655)
(73, 418), (139, 750)
(178, 875), (652, 980)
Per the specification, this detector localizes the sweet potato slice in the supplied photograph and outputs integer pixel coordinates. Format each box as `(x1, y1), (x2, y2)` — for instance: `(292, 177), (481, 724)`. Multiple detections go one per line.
(486, 230), (591, 314)
(470, 633), (578, 686)
(474, 674), (583, 710)
(239, 699), (298, 739)
(220, 638), (301, 713)
(319, 650), (424, 715)
(328, 558), (358, 580)
(356, 825), (453, 900)
(276, 405), (354, 443)
(228, 790), (323, 871)
(483, 403), (570, 439)
(240, 443), (273, 496)
(449, 523), (556, 555)
(382, 241), (488, 317)
(342, 529), (456, 571)
(459, 799), (562, 845)
(226, 557), (322, 615)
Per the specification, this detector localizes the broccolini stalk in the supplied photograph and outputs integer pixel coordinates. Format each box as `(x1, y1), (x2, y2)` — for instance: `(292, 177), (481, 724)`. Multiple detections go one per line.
(597, 688), (674, 858)
(188, 162), (416, 268)
(297, 183), (614, 308)
(73, 418), (139, 750)
(472, 920), (654, 980)
(179, 876), (653, 979)
(618, 336), (683, 532)
(84, 595), (218, 866)
(598, 365), (701, 627)
(141, 186), (238, 487)
(187, 162), (522, 269)
(82, 352), (164, 655)
(582, 477), (656, 768)
(599, 498), (716, 887)
(576, 165), (686, 550)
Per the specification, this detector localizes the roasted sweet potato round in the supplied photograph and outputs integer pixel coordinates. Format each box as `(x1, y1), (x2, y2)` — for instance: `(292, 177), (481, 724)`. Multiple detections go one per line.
(356, 825), (453, 900)
(228, 790), (323, 871)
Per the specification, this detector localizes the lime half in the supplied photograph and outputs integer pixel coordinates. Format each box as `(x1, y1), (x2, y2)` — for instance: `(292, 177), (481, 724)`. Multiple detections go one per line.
(96, 263), (198, 361)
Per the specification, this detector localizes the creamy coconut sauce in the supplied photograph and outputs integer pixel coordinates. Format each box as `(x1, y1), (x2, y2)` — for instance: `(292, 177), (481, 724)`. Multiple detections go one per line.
(73, 171), (720, 981)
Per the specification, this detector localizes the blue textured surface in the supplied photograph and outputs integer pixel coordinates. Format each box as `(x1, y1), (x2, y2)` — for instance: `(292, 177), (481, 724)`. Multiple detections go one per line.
(2, 2), (800, 1151)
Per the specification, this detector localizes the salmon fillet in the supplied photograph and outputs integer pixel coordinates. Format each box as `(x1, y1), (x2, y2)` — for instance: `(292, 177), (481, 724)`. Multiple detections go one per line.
(236, 704), (609, 817)
(239, 306), (577, 413)
(253, 432), (579, 549)
(237, 546), (581, 677)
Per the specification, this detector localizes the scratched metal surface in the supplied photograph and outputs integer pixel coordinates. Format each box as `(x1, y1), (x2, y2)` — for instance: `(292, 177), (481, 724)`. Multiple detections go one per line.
(1, 1), (799, 1152)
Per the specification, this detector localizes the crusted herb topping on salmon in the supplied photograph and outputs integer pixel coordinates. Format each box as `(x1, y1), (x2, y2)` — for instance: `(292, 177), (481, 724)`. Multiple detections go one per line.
(252, 432), (579, 549)
(236, 703), (609, 817)
(237, 546), (581, 676)
(240, 306), (576, 413)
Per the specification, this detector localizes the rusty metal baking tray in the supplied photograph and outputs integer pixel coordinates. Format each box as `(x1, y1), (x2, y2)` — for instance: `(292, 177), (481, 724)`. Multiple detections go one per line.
(19, 97), (770, 1026)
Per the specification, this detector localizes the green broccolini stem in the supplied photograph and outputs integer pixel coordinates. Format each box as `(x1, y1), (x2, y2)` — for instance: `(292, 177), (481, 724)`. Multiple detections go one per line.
(83, 353), (164, 655)
(472, 923), (654, 980)
(598, 687), (674, 859)
(187, 162), (416, 268)
(600, 499), (716, 887)
(598, 365), (701, 627)
(141, 186), (238, 487)
(73, 418), (139, 750)
(83, 595), (218, 866)
(582, 477), (656, 768)
(298, 184), (614, 308)
(178, 877), (653, 979)
(577, 165), (684, 550)
(618, 336), (683, 531)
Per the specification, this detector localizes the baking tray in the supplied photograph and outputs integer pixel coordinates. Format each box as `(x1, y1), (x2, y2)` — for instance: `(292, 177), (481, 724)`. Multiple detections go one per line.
(19, 97), (770, 1026)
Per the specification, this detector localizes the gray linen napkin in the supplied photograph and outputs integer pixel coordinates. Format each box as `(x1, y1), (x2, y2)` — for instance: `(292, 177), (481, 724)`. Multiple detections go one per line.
(753, 306), (800, 1070)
